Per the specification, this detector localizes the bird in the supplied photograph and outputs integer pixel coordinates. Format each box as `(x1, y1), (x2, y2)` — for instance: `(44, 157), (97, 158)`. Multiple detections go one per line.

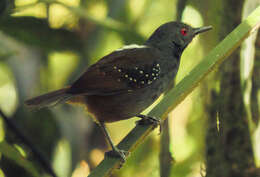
(25, 21), (212, 162)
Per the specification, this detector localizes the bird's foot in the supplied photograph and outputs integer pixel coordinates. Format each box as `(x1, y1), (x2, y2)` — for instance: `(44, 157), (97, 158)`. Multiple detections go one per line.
(136, 114), (162, 133)
(105, 148), (129, 168)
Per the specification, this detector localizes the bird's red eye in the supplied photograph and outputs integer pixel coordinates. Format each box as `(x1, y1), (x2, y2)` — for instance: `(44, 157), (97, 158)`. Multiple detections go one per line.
(180, 28), (188, 36)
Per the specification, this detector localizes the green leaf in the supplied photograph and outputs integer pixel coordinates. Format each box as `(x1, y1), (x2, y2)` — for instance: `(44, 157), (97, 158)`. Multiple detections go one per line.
(0, 141), (41, 177)
(87, 5), (260, 177)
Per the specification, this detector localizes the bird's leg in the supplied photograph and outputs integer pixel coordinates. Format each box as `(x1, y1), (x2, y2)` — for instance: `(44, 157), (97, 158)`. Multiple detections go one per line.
(136, 114), (162, 133)
(99, 122), (128, 163)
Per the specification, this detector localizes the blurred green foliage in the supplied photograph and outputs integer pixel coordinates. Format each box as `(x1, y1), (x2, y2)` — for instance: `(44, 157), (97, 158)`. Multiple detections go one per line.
(0, 0), (259, 177)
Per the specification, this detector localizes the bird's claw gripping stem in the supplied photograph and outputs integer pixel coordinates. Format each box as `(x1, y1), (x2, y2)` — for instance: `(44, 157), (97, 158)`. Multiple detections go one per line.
(136, 114), (162, 134)
(105, 148), (129, 168)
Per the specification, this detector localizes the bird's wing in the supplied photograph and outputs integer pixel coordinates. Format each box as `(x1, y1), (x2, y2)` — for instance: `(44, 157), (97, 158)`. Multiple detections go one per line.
(68, 45), (162, 96)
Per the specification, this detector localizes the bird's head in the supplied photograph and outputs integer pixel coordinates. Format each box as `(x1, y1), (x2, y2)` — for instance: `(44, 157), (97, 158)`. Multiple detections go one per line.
(146, 22), (212, 53)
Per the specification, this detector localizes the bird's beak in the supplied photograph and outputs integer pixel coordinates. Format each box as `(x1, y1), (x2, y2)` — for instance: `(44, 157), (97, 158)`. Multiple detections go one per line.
(193, 26), (212, 35)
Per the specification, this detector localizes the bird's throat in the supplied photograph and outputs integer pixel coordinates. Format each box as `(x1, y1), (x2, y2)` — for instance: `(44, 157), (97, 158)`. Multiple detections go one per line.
(171, 41), (184, 59)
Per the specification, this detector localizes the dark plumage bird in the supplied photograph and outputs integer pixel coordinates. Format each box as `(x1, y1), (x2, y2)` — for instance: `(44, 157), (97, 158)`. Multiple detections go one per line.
(25, 22), (212, 161)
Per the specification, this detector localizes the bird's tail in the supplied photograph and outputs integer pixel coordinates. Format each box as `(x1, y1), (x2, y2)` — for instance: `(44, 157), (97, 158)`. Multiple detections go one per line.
(25, 87), (72, 109)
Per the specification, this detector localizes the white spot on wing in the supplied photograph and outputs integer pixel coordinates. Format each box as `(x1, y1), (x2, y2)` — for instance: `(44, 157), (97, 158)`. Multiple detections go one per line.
(115, 44), (148, 52)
